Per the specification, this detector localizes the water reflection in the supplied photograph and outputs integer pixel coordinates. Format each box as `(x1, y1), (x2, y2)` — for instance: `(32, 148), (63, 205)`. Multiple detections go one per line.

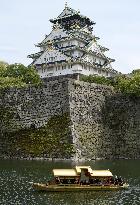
(0, 159), (140, 205)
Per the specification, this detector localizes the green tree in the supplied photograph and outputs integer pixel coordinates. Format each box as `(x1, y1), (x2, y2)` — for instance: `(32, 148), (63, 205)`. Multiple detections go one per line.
(128, 71), (140, 96)
(3, 64), (41, 85)
(131, 69), (140, 75)
(0, 62), (41, 88)
(80, 75), (111, 86)
(0, 61), (8, 76)
(80, 72), (140, 96)
(0, 77), (26, 88)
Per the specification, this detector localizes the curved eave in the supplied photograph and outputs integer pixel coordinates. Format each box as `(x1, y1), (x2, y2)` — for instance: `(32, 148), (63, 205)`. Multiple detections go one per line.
(50, 14), (95, 26)
(63, 46), (108, 60)
(72, 59), (105, 68)
(35, 59), (68, 66)
(27, 54), (39, 59)
(36, 36), (68, 47)
(99, 46), (109, 52)
(70, 30), (94, 39)
(107, 58), (115, 63)
(36, 36), (88, 48)
(105, 68), (119, 74)
(27, 51), (43, 59)
(95, 36), (100, 41)
(35, 44), (42, 47)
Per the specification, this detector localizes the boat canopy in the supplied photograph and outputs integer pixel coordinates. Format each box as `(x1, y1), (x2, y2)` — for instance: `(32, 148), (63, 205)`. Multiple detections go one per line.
(53, 166), (113, 177)
(91, 170), (113, 177)
(53, 169), (78, 177)
(75, 166), (93, 174)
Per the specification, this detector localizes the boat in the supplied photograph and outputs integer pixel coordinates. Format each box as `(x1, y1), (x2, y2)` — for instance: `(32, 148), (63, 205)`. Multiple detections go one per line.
(32, 166), (129, 192)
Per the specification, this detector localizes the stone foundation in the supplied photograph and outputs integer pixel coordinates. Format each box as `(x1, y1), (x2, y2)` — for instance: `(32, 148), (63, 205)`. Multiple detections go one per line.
(0, 77), (140, 160)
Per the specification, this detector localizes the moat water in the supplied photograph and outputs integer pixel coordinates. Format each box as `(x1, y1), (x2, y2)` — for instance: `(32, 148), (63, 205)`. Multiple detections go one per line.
(0, 159), (140, 205)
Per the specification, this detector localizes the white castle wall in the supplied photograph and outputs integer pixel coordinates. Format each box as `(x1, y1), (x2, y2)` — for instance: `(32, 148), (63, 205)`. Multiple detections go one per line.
(37, 63), (111, 78)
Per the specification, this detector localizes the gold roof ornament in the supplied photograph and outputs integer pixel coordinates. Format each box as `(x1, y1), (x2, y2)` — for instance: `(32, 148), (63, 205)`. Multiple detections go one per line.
(53, 22), (62, 30)
(65, 1), (68, 9)
(47, 40), (54, 50)
(70, 23), (80, 29)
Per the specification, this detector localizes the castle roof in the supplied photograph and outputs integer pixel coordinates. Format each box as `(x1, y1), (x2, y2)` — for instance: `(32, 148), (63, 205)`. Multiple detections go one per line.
(50, 5), (95, 26)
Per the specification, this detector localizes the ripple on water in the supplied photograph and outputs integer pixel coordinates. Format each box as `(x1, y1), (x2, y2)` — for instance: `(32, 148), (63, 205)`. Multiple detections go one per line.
(0, 160), (140, 205)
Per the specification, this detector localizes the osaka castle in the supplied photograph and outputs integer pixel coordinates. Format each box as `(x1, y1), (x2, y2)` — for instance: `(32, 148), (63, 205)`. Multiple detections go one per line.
(28, 3), (118, 78)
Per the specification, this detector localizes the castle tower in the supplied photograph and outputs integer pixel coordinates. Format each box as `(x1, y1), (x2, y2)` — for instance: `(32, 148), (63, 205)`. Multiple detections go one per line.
(28, 4), (118, 78)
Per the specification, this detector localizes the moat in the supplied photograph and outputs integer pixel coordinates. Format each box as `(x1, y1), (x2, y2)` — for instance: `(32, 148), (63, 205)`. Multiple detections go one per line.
(0, 159), (140, 205)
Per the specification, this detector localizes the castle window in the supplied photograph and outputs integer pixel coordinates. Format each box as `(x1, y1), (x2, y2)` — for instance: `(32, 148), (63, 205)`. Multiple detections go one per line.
(50, 57), (54, 61)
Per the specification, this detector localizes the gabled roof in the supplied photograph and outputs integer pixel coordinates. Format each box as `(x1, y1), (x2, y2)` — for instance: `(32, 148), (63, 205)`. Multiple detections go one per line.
(86, 39), (101, 53)
(33, 47), (70, 65)
(50, 6), (78, 23)
(50, 5), (95, 25)
(57, 6), (78, 19)
(36, 28), (68, 47)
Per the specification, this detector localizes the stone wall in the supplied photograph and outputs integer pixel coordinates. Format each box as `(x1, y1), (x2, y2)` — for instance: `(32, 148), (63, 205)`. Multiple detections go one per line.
(0, 78), (73, 159)
(0, 77), (140, 159)
(69, 80), (140, 160)
(0, 78), (70, 132)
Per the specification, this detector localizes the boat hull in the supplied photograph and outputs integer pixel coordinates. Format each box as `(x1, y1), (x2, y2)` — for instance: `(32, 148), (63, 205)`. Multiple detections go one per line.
(32, 183), (129, 192)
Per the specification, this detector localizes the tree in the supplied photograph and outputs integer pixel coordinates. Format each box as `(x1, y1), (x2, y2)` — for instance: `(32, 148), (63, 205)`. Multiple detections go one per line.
(80, 72), (140, 97)
(80, 75), (111, 86)
(0, 77), (26, 88)
(0, 62), (41, 88)
(0, 61), (8, 77)
(131, 69), (140, 75)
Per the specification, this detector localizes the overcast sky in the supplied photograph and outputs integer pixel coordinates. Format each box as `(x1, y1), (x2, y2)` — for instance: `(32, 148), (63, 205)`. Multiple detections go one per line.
(0, 0), (140, 73)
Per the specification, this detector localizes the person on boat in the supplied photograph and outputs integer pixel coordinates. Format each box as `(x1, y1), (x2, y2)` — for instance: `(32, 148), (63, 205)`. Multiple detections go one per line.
(117, 176), (123, 186)
(110, 176), (115, 184)
(114, 176), (119, 185)
(74, 178), (79, 184)
(55, 177), (60, 184)
(63, 178), (68, 184)
(80, 169), (90, 185)
(105, 176), (114, 185)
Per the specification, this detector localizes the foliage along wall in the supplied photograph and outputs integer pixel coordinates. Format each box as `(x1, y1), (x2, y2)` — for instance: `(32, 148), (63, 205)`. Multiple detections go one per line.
(1, 113), (75, 159)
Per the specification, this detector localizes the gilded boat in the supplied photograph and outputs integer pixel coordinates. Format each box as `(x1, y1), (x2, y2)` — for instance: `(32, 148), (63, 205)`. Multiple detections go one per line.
(32, 166), (129, 192)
